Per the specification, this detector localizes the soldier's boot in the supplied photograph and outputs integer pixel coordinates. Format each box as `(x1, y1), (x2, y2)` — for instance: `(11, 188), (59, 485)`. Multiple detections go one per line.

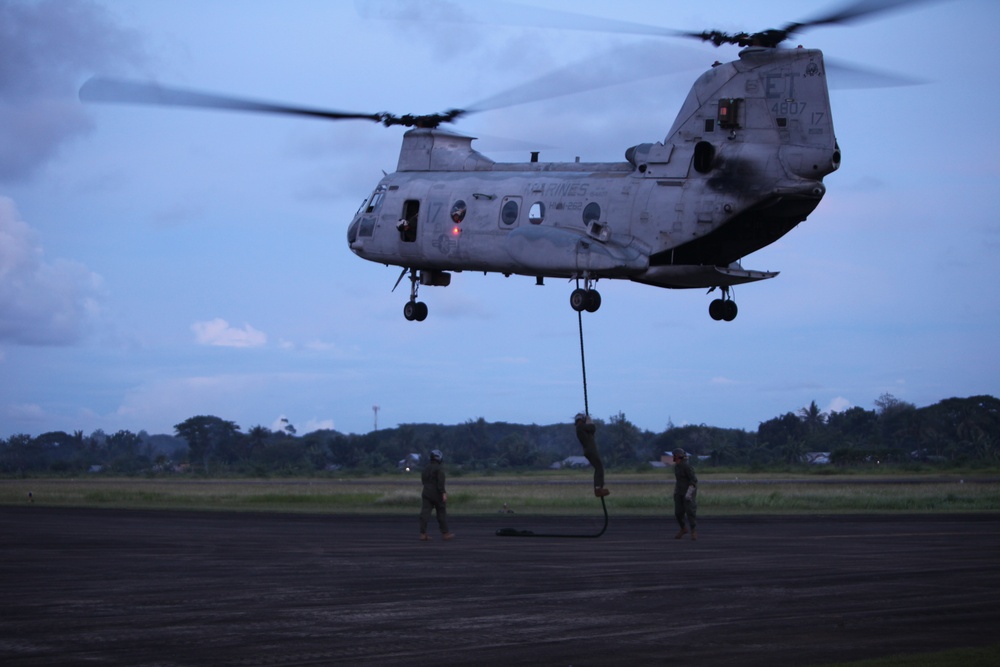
(419, 533), (431, 541)
(594, 487), (610, 497)
(691, 529), (698, 541)
(674, 527), (688, 539)
(442, 532), (455, 540)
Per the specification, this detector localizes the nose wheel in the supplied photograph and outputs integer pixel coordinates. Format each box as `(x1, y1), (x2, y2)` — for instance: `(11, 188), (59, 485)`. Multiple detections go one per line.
(570, 275), (601, 313)
(399, 268), (428, 321)
(708, 286), (738, 321)
(403, 300), (428, 321)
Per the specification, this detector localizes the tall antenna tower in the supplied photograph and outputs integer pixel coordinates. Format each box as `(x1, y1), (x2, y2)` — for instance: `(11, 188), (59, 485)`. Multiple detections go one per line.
(373, 405), (380, 431)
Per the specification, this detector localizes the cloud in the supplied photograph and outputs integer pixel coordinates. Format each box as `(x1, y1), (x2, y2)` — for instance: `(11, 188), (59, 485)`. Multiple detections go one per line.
(191, 318), (267, 348)
(4, 402), (46, 423)
(0, 197), (104, 345)
(825, 397), (853, 415)
(271, 415), (293, 433)
(267, 415), (335, 435)
(0, 0), (144, 181)
(302, 417), (336, 433)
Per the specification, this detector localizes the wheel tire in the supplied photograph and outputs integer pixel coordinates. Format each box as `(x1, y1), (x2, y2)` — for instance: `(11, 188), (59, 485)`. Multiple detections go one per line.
(414, 301), (428, 321)
(722, 300), (738, 321)
(585, 290), (602, 313)
(403, 301), (417, 321)
(709, 299), (724, 321)
(570, 289), (588, 312)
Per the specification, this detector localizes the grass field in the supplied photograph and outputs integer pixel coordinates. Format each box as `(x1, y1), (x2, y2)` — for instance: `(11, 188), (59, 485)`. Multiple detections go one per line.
(2, 471), (998, 514)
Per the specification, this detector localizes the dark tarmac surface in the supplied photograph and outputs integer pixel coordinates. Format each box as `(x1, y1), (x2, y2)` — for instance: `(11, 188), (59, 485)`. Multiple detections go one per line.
(1, 508), (998, 666)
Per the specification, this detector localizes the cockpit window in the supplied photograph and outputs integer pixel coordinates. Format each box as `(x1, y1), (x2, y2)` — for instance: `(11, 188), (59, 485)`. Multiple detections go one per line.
(359, 185), (386, 215)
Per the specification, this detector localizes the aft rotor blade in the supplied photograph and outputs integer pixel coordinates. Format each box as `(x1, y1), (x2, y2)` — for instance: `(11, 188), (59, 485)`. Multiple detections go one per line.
(464, 41), (707, 114)
(825, 57), (926, 89)
(79, 77), (384, 123)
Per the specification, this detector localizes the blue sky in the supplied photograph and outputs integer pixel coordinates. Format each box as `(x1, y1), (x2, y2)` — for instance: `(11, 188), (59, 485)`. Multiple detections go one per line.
(2, 0), (998, 438)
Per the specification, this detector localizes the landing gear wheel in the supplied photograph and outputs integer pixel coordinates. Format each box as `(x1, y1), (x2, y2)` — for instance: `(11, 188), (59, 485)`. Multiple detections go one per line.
(709, 298), (738, 321)
(585, 290), (601, 313)
(722, 300), (737, 321)
(571, 288), (601, 313)
(403, 301), (428, 321)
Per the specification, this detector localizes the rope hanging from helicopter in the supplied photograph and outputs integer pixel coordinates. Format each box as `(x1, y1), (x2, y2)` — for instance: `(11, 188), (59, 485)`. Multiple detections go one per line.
(495, 298), (607, 539)
(578, 307), (589, 419)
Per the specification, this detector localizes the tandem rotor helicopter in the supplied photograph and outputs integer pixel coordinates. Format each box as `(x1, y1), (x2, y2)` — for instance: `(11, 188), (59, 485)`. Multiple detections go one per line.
(80, 0), (922, 322)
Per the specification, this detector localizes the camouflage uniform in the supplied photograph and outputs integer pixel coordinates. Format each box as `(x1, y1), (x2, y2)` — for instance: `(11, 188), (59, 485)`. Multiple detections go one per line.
(673, 449), (698, 537)
(419, 457), (450, 536)
(574, 415), (606, 492)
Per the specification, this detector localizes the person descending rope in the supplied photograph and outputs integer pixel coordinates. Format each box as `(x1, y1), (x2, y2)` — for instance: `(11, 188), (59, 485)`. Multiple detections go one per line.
(494, 311), (610, 539)
(574, 413), (610, 498)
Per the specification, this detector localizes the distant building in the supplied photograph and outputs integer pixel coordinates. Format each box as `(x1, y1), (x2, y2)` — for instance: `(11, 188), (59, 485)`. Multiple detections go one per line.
(660, 452), (707, 466)
(550, 455), (590, 470)
(398, 453), (421, 472)
(803, 452), (831, 465)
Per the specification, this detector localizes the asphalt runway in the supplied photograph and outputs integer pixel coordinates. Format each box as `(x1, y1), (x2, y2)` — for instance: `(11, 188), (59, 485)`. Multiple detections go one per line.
(1, 507), (998, 666)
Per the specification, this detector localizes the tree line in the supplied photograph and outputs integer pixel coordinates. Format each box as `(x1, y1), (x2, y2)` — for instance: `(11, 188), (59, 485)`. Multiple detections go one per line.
(2, 394), (998, 476)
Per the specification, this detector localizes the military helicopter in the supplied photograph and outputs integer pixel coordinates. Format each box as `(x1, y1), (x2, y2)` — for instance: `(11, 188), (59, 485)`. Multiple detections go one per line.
(81, 1), (917, 322)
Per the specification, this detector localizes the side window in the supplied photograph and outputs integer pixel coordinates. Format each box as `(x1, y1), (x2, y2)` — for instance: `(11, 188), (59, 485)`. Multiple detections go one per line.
(583, 202), (609, 241)
(450, 200), (467, 223)
(499, 196), (520, 227)
(693, 141), (716, 174)
(398, 199), (419, 242)
(528, 202), (545, 224)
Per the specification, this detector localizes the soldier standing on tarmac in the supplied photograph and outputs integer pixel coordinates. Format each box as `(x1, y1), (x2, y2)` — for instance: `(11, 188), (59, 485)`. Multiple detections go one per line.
(419, 449), (455, 541)
(672, 448), (698, 540)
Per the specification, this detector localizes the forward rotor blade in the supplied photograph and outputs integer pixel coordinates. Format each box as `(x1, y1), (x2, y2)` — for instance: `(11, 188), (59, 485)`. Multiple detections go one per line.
(794, 0), (943, 30)
(357, 0), (686, 39)
(79, 77), (384, 123)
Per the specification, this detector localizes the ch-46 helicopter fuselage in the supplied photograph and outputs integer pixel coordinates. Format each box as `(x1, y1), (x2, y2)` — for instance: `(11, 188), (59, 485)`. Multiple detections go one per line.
(348, 46), (840, 321)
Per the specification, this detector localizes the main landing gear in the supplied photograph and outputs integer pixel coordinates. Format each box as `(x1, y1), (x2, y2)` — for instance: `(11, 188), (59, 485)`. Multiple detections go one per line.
(569, 275), (601, 313)
(708, 286), (738, 322)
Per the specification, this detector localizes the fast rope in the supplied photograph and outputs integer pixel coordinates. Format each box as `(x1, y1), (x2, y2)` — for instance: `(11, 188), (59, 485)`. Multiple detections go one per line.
(495, 306), (607, 539)
(578, 308), (589, 418)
